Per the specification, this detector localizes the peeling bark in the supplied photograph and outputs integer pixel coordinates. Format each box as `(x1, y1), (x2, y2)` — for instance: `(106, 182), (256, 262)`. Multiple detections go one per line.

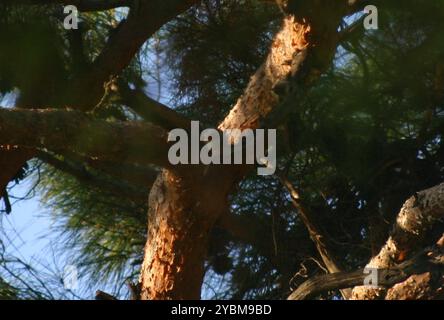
(351, 183), (444, 300)
(288, 244), (444, 300)
(385, 273), (443, 300)
(139, 1), (350, 299)
(139, 16), (315, 300)
(218, 16), (311, 133)
(139, 169), (233, 299)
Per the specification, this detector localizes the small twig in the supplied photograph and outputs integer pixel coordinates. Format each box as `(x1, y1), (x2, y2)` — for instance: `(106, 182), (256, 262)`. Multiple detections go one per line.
(1, 188), (12, 214)
(91, 77), (118, 114)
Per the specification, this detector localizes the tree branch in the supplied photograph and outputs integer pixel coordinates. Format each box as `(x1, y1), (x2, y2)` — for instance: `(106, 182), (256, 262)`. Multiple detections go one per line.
(289, 245), (444, 300)
(137, 0), (357, 299)
(219, 1), (350, 133)
(119, 83), (190, 130)
(65, 0), (201, 110)
(0, 108), (170, 168)
(37, 151), (150, 200)
(0, 0), (200, 202)
(351, 183), (444, 299)
(279, 174), (351, 299)
(46, 149), (159, 188)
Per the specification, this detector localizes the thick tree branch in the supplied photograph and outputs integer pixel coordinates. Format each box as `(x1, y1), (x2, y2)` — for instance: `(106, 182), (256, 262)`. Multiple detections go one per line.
(351, 183), (444, 299)
(48, 149), (159, 188)
(289, 245), (444, 300)
(218, 16), (311, 132)
(139, 1), (352, 299)
(69, 156), (159, 188)
(1, 187), (12, 214)
(0, 0), (200, 203)
(119, 83), (190, 130)
(219, 1), (350, 133)
(0, 108), (170, 168)
(37, 151), (150, 200)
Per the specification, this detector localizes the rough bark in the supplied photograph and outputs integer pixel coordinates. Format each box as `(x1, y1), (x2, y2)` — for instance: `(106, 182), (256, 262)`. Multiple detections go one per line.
(288, 184), (444, 300)
(385, 273), (444, 300)
(383, 236), (444, 300)
(139, 0), (352, 299)
(218, 15), (311, 133)
(351, 183), (444, 299)
(2, 0), (352, 299)
(219, 1), (349, 136)
(139, 169), (235, 299)
(288, 244), (444, 300)
(138, 14), (315, 300)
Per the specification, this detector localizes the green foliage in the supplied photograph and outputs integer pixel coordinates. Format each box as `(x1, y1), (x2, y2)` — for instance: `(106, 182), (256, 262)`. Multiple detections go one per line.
(0, 276), (18, 300)
(0, 3), (149, 298)
(38, 164), (147, 297)
(0, 4), (65, 100)
(166, 0), (281, 126)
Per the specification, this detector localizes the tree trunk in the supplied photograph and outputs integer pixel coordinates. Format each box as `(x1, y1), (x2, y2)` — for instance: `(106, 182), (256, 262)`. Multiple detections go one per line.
(138, 14), (313, 300)
(138, 0), (353, 300)
(139, 168), (236, 299)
